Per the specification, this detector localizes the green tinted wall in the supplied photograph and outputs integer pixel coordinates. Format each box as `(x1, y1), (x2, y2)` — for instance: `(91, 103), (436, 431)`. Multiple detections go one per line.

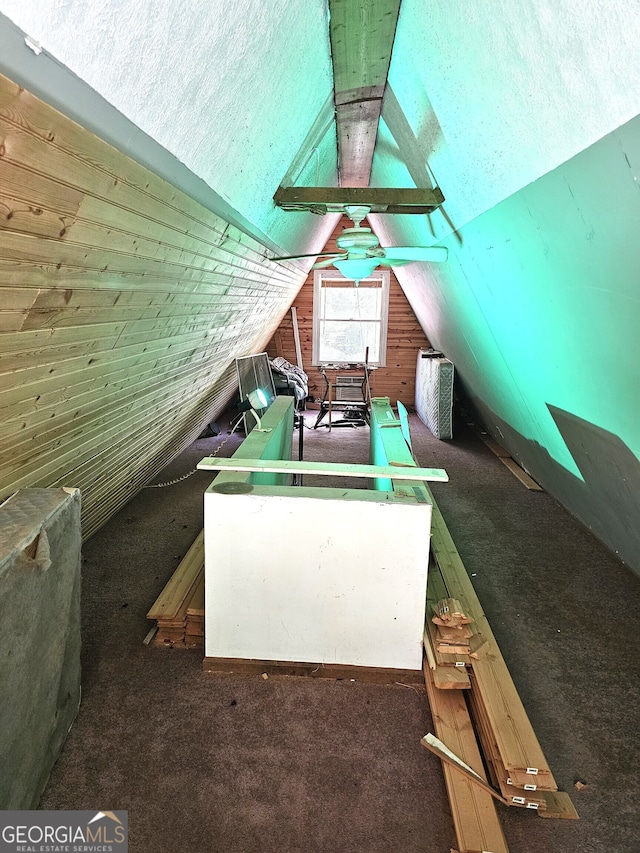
(420, 115), (640, 575)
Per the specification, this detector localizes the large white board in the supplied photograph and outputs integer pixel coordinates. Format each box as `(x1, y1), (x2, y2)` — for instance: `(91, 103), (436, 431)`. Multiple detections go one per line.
(204, 489), (431, 670)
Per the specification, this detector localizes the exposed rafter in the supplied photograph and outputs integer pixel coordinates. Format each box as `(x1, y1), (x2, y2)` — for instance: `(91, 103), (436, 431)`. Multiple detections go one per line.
(329, 0), (402, 187)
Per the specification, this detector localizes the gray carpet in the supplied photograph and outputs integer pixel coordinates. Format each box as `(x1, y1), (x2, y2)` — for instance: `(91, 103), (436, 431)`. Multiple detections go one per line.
(39, 408), (640, 852)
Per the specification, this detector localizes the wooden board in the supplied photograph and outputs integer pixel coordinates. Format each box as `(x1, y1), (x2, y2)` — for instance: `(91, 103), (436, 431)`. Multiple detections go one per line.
(197, 456), (448, 482)
(423, 659), (510, 853)
(147, 531), (204, 621)
(475, 429), (543, 490)
(538, 791), (579, 820)
(471, 655), (555, 781)
(423, 484), (559, 794)
(500, 457), (543, 491)
(203, 657), (423, 684)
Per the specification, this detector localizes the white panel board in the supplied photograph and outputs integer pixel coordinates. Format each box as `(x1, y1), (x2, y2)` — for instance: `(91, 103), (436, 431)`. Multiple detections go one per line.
(204, 490), (431, 670)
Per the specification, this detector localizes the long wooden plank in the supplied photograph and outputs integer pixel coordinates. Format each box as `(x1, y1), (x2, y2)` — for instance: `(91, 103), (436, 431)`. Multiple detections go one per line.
(197, 456), (448, 482)
(538, 791), (579, 820)
(186, 570), (205, 617)
(467, 678), (547, 808)
(499, 457), (543, 491)
(475, 429), (543, 490)
(421, 733), (510, 806)
(471, 654), (554, 780)
(423, 659), (509, 853)
(424, 485), (557, 788)
(147, 530), (204, 620)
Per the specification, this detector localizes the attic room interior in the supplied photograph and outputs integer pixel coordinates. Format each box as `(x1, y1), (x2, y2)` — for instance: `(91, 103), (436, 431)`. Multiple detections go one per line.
(0, 0), (639, 851)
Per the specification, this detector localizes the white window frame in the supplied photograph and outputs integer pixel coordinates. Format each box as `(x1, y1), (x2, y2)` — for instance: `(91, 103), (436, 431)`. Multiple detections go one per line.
(312, 269), (390, 367)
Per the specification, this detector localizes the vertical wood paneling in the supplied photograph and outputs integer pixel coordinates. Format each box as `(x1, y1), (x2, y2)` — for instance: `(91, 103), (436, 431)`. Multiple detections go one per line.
(0, 74), (304, 538)
(267, 217), (431, 406)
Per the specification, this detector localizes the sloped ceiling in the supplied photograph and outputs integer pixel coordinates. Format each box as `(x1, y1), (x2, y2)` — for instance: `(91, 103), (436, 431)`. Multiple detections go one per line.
(4, 0), (638, 251)
(371, 0), (640, 228)
(0, 0), (340, 258)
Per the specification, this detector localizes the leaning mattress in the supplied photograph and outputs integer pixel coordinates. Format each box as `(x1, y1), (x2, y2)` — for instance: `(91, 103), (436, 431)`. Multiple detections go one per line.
(415, 350), (454, 439)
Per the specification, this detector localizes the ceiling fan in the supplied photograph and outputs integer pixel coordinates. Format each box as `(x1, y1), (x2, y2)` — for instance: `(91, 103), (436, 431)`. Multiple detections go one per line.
(271, 205), (447, 284)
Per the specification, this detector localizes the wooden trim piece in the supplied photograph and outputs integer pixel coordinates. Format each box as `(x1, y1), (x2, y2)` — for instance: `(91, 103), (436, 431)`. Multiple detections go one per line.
(423, 619), (471, 690)
(203, 657), (423, 684)
(466, 678), (548, 808)
(476, 431), (511, 458)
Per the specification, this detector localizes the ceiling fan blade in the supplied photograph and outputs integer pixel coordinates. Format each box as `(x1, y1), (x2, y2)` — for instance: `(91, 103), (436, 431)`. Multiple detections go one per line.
(312, 254), (346, 270)
(270, 252), (338, 262)
(381, 246), (448, 263)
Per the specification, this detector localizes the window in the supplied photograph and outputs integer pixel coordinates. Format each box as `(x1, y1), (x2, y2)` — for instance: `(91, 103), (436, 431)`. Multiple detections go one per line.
(312, 269), (390, 366)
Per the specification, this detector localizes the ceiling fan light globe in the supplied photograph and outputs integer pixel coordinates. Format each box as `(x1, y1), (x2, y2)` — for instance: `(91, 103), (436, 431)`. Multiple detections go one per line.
(334, 257), (380, 282)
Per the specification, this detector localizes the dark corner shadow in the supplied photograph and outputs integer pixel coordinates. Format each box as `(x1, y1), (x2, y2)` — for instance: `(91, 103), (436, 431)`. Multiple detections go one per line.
(547, 404), (640, 572)
(453, 386), (640, 577)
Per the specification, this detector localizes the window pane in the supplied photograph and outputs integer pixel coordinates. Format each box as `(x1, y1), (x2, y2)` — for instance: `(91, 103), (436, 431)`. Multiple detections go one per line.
(323, 286), (381, 321)
(319, 320), (381, 363)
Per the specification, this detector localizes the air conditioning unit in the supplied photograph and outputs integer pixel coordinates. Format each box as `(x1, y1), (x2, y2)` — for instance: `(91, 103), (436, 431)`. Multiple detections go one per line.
(335, 374), (365, 401)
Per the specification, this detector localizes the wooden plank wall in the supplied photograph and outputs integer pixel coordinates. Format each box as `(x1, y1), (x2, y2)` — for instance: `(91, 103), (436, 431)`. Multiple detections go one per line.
(0, 74), (304, 539)
(267, 217), (431, 406)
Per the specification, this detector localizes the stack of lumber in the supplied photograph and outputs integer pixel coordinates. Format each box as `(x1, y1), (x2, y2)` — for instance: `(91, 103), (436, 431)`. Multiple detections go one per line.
(424, 561), (477, 688)
(146, 530), (205, 647)
(431, 597), (474, 655)
(183, 571), (205, 646)
(422, 482), (578, 848)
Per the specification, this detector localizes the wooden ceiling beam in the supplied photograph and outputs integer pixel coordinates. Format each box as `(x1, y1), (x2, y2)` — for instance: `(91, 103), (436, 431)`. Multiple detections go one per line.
(274, 185), (444, 214)
(329, 0), (402, 187)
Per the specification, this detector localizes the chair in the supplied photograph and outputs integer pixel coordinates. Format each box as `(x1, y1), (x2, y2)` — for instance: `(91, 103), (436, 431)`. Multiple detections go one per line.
(313, 365), (370, 429)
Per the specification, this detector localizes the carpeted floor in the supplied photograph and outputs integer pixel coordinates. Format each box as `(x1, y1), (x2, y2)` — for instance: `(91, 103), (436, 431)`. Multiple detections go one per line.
(40, 407), (640, 852)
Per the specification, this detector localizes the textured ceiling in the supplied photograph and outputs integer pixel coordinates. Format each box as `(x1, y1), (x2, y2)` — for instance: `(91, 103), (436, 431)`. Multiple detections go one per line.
(1, 0), (640, 254)
(373, 0), (640, 234)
